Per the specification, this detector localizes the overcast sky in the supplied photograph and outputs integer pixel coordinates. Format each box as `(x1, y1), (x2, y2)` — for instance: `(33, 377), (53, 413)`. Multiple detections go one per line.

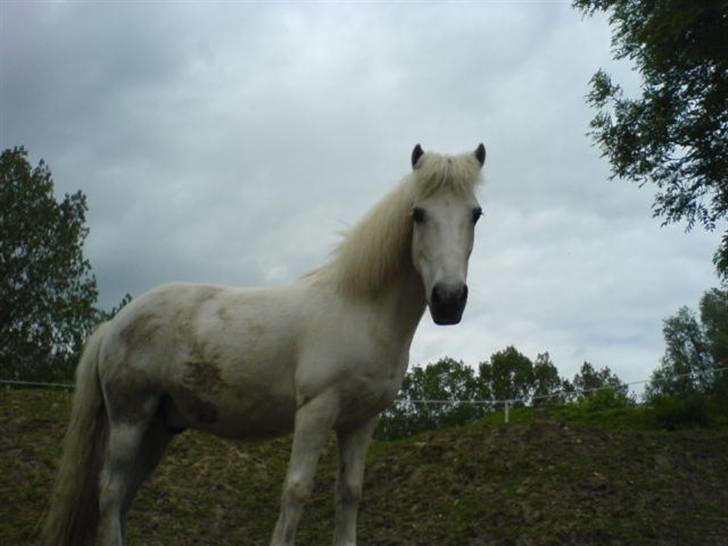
(1, 1), (721, 392)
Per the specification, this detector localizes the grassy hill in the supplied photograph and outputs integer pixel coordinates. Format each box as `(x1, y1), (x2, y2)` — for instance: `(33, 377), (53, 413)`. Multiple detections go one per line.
(2, 388), (728, 545)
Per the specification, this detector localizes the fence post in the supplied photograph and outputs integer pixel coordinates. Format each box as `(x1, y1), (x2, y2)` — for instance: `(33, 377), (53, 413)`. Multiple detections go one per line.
(504, 400), (510, 424)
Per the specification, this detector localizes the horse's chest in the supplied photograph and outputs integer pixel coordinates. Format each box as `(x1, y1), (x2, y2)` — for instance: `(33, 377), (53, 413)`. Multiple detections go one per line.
(296, 299), (416, 425)
(333, 351), (408, 424)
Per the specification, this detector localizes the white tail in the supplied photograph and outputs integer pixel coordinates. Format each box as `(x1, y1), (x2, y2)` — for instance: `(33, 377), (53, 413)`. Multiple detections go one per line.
(41, 323), (109, 546)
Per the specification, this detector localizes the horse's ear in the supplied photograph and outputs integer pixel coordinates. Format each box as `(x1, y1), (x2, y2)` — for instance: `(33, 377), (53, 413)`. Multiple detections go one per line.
(474, 143), (486, 167)
(411, 144), (424, 169)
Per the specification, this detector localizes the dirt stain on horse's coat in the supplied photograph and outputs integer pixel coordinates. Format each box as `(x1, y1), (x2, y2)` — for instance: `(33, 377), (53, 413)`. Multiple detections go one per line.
(176, 360), (224, 425)
(217, 304), (234, 326)
(183, 360), (224, 393)
(156, 288), (227, 427)
(120, 313), (161, 348)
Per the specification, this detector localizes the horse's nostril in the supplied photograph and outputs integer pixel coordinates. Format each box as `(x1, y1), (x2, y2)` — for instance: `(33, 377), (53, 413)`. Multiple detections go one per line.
(431, 284), (444, 305)
(431, 283), (467, 306)
(459, 285), (469, 305)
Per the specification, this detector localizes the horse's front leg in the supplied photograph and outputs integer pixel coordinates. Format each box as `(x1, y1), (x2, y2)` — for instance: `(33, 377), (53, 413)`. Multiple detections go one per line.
(332, 416), (378, 546)
(270, 392), (337, 546)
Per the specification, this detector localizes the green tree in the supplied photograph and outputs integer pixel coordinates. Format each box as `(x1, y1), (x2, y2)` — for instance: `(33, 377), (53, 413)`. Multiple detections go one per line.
(700, 288), (728, 366)
(1, 147), (99, 381)
(480, 346), (534, 404)
(572, 361), (632, 408)
(377, 357), (486, 440)
(97, 292), (133, 323)
(532, 352), (568, 405)
(646, 288), (728, 400)
(647, 307), (712, 399)
(574, 0), (728, 278)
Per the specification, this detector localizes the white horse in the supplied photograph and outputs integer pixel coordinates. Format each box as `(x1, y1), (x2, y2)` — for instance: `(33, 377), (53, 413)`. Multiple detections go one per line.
(42, 143), (486, 546)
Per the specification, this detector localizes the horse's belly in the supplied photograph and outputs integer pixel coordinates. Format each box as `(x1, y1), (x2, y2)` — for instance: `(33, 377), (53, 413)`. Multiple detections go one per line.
(168, 379), (297, 440)
(207, 392), (296, 439)
(164, 329), (298, 439)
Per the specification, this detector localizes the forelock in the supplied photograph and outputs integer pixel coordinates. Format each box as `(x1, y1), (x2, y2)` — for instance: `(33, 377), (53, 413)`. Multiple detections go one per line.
(412, 151), (483, 199)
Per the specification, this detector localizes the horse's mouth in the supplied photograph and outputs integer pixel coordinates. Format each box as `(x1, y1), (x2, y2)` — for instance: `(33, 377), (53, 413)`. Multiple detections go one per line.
(429, 306), (465, 325)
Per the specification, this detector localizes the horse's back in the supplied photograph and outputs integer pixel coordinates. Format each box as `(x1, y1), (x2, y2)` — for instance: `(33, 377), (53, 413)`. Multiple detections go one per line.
(97, 282), (301, 439)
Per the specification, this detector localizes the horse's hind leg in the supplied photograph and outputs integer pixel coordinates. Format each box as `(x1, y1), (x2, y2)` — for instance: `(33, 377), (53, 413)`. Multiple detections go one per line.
(120, 414), (174, 540)
(98, 421), (147, 546)
(98, 411), (173, 546)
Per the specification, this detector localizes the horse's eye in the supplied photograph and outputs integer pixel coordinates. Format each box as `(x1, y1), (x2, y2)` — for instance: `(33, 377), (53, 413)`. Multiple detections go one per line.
(472, 207), (483, 224)
(412, 207), (426, 224)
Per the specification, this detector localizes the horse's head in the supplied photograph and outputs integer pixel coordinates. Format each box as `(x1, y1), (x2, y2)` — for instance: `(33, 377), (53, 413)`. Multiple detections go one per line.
(409, 144), (485, 325)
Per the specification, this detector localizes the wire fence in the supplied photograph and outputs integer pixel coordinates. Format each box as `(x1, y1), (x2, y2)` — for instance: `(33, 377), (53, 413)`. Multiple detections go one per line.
(406, 366), (728, 404)
(3, 366), (727, 423)
(0, 379), (75, 390)
(401, 366), (728, 423)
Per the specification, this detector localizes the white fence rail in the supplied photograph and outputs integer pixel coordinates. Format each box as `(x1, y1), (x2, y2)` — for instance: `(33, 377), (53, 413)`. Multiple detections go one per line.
(0, 379), (74, 390)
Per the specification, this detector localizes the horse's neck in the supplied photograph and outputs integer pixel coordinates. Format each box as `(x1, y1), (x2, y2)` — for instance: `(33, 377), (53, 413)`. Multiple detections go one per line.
(310, 247), (427, 345)
(376, 260), (427, 346)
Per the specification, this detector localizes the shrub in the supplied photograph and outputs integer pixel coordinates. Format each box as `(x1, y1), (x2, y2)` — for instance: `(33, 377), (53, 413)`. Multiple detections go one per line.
(650, 395), (712, 430)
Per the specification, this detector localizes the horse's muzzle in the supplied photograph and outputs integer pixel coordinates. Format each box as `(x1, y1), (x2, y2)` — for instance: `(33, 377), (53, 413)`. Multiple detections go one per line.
(429, 282), (468, 325)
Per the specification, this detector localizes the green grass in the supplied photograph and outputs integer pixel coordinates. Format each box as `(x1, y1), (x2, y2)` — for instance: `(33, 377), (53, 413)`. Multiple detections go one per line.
(479, 401), (728, 433)
(3, 389), (728, 545)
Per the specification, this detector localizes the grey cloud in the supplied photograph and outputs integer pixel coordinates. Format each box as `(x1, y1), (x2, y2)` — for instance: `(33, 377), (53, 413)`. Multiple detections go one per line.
(1, 2), (721, 385)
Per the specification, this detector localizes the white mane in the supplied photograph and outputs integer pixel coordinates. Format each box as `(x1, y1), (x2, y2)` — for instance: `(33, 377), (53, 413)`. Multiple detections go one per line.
(327, 150), (484, 296)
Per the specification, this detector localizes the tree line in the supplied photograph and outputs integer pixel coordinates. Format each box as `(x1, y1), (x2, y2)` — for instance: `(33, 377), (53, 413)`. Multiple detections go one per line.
(377, 286), (728, 439)
(377, 353), (631, 440)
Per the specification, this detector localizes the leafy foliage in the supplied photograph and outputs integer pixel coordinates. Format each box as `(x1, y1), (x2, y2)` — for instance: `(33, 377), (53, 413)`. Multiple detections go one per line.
(646, 287), (728, 401)
(700, 288), (728, 367)
(650, 393), (713, 430)
(647, 306), (713, 398)
(377, 358), (488, 440)
(532, 352), (565, 405)
(377, 351), (631, 440)
(479, 346), (535, 404)
(0, 147), (100, 381)
(574, 0), (728, 278)
(97, 292), (133, 323)
(572, 361), (632, 408)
